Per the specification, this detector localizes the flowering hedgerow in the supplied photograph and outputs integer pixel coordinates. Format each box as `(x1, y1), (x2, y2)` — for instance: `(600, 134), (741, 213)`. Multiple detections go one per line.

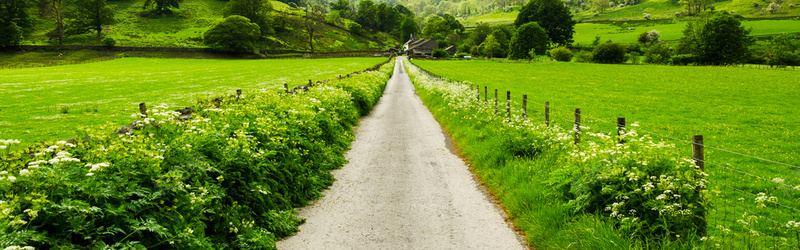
(405, 59), (706, 241)
(0, 59), (394, 249)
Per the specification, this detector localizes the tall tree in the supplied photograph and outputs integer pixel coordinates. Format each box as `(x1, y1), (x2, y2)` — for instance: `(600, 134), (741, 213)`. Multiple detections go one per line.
(329, 0), (353, 18)
(224, 0), (272, 35)
(509, 22), (550, 59)
(143, 0), (179, 14)
(0, 0), (33, 28)
(399, 16), (418, 42)
(679, 0), (711, 16)
(303, 6), (325, 53)
(204, 15), (260, 53)
(684, 12), (753, 65)
(66, 0), (115, 40)
(42, 0), (66, 45)
(0, 20), (23, 47)
(515, 0), (576, 46)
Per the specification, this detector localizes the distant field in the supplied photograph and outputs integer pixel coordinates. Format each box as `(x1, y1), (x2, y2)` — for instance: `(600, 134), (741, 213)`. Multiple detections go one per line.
(463, 11), (519, 27)
(412, 59), (800, 239)
(574, 19), (800, 45)
(0, 57), (386, 149)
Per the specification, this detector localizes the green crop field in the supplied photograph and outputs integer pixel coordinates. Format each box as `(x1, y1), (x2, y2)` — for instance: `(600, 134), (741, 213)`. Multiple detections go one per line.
(0, 57), (386, 150)
(412, 59), (800, 246)
(574, 20), (800, 45)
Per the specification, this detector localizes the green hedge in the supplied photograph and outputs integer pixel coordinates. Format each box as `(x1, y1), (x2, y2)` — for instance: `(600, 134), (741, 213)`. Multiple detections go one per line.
(0, 59), (394, 249)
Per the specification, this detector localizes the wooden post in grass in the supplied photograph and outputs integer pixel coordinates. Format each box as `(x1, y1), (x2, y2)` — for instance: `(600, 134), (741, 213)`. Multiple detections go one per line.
(284, 83), (289, 93)
(477, 86), (480, 102)
(471, 84), (473, 90)
(309, 79), (313, 87)
(692, 135), (706, 236)
(574, 108), (581, 145)
(522, 95), (528, 120)
(545, 102), (550, 127)
(506, 91), (511, 120)
(494, 89), (498, 115)
(484, 86), (487, 103)
(139, 103), (147, 118)
(617, 117), (626, 144)
(236, 89), (242, 101)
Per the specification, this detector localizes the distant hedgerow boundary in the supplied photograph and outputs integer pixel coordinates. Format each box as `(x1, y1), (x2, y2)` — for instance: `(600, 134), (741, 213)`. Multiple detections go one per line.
(0, 57), (394, 249)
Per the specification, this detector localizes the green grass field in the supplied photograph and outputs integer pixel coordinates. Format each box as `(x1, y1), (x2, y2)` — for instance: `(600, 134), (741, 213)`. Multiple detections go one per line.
(412, 59), (800, 246)
(0, 57), (386, 150)
(574, 20), (800, 45)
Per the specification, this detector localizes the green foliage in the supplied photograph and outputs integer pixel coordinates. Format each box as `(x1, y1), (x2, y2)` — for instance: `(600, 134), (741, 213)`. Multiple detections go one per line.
(0, 59), (394, 249)
(509, 22), (549, 59)
(548, 47), (573, 62)
(574, 50), (593, 62)
(480, 34), (501, 58)
(432, 48), (449, 58)
(65, 0), (116, 40)
(143, 0), (181, 14)
(347, 22), (364, 35)
(679, 0), (712, 16)
(592, 41), (627, 63)
(643, 43), (671, 64)
(223, 0), (273, 35)
(204, 15), (261, 53)
(399, 16), (418, 42)
(515, 0), (576, 46)
(422, 15), (453, 40)
(681, 12), (753, 65)
(0, 20), (23, 47)
(0, 0), (33, 29)
(101, 37), (115, 46)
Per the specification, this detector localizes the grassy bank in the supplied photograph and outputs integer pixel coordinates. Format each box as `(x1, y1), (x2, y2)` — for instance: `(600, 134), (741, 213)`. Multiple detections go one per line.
(408, 59), (800, 249)
(0, 57), (387, 150)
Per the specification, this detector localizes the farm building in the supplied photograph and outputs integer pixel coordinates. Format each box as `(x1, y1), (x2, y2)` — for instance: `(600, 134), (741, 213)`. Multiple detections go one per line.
(403, 34), (438, 57)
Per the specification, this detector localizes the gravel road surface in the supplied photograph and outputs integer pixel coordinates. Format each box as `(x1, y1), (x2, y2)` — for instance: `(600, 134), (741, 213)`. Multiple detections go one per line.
(276, 58), (527, 250)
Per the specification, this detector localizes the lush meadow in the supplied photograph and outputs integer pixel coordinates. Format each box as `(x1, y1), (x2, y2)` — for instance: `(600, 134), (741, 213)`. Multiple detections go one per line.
(410, 59), (800, 248)
(0, 58), (394, 249)
(0, 57), (386, 150)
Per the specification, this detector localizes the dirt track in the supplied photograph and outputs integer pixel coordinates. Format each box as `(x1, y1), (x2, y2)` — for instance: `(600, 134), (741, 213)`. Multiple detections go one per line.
(276, 58), (527, 249)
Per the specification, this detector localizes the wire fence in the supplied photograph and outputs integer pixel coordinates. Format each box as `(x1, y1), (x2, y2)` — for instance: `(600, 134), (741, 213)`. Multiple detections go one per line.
(410, 59), (800, 246)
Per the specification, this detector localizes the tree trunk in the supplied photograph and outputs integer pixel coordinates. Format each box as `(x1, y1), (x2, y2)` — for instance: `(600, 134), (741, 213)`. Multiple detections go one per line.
(97, 28), (102, 41)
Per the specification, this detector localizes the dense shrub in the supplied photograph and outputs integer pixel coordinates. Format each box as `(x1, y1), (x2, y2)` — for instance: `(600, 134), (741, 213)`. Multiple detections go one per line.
(101, 37), (116, 47)
(204, 15), (261, 53)
(347, 22), (363, 35)
(574, 50), (593, 63)
(671, 54), (695, 65)
(432, 48), (450, 58)
(643, 43), (672, 64)
(509, 22), (550, 59)
(0, 60), (394, 249)
(592, 41), (627, 64)
(548, 47), (573, 62)
(0, 20), (23, 47)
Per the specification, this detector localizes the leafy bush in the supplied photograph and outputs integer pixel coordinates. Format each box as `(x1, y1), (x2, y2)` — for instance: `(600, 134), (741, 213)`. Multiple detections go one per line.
(347, 22), (363, 35)
(671, 54), (695, 65)
(592, 41), (627, 64)
(0, 20), (23, 47)
(548, 47), (574, 62)
(0, 60), (395, 249)
(101, 37), (116, 47)
(629, 51), (641, 64)
(204, 15), (261, 53)
(643, 43), (672, 64)
(509, 22), (550, 59)
(432, 48), (450, 58)
(574, 50), (593, 63)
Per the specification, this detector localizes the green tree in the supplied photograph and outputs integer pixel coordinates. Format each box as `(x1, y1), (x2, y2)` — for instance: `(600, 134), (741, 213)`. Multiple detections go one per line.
(0, 0), (33, 29)
(330, 0), (353, 18)
(0, 20), (23, 47)
(399, 16), (418, 42)
(592, 0), (609, 14)
(509, 22), (550, 59)
(680, 12), (752, 65)
(224, 0), (273, 35)
(66, 0), (115, 40)
(592, 41), (627, 63)
(481, 34), (501, 58)
(442, 13), (464, 33)
(143, 0), (179, 14)
(42, 0), (67, 45)
(515, 0), (576, 46)
(422, 15), (452, 39)
(204, 15), (260, 53)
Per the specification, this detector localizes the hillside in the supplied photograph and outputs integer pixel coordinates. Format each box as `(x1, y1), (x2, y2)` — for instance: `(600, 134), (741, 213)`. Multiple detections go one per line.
(18, 0), (398, 52)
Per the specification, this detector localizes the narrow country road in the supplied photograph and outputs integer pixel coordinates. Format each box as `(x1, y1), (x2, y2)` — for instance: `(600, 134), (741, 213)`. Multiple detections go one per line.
(276, 58), (527, 249)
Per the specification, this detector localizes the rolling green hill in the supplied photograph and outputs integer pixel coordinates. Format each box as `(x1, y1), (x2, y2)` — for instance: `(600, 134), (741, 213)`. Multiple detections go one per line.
(19, 0), (398, 52)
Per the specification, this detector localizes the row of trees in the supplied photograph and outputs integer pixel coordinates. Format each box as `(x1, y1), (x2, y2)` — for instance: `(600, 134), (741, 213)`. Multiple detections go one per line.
(0, 0), (116, 47)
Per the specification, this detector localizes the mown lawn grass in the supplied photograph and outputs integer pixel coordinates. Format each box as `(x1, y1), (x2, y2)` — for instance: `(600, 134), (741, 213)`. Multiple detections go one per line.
(0, 57), (386, 150)
(412, 59), (800, 248)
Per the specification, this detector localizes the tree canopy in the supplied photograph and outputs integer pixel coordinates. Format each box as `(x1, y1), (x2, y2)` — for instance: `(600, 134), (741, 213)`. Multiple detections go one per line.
(223, 0), (273, 35)
(514, 0), (576, 46)
(509, 22), (550, 59)
(680, 12), (752, 65)
(143, 0), (180, 14)
(204, 15), (261, 53)
(66, 0), (115, 40)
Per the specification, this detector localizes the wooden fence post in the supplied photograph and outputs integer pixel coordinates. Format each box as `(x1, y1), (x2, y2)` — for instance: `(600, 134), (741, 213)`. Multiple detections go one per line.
(236, 89), (242, 101)
(476, 86), (480, 102)
(617, 117), (626, 144)
(522, 95), (528, 120)
(139, 103), (147, 118)
(484, 86), (487, 103)
(471, 84), (473, 90)
(545, 102), (550, 127)
(284, 83), (289, 93)
(309, 79), (313, 86)
(494, 89), (498, 115)
(574, 108), (581, 145)
(506, 91), (511, 120)
(692, 135), (706, 237)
